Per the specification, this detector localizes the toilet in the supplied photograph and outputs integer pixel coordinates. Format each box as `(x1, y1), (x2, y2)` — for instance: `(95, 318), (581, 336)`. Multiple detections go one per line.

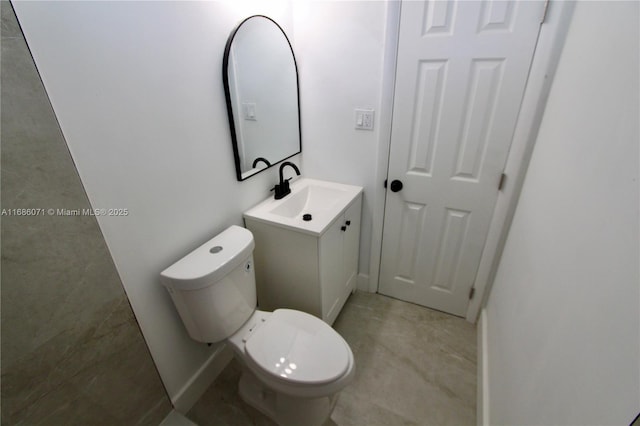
(160, 225), (355, 426)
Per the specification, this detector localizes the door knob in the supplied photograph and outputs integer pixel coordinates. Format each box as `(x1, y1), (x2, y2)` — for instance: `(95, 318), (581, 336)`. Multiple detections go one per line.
(390, 180), (403, 192)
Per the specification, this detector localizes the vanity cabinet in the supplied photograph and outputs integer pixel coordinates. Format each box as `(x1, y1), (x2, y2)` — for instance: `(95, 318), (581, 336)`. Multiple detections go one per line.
(245, 193), (361, 325)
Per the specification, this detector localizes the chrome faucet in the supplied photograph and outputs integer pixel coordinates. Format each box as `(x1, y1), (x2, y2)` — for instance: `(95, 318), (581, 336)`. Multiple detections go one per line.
(272, 161), (300, 199)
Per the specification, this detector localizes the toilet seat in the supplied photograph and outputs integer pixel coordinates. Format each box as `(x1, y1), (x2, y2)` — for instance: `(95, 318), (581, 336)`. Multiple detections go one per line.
(244, 309), (351, 386)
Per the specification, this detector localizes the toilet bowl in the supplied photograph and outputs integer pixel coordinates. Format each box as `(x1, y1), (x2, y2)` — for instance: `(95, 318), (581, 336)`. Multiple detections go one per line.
(160, 225), (354, 426)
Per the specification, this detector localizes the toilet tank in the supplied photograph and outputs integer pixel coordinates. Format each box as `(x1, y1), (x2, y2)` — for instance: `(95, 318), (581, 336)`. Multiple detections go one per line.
(160, 225), (257, 343)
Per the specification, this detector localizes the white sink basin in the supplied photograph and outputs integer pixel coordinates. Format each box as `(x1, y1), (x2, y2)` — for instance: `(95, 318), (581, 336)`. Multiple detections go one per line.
(244, 178), (363, 235)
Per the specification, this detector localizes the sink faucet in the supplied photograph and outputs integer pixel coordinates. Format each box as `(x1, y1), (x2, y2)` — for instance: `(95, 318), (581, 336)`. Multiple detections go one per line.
(272, 161), (301, 199)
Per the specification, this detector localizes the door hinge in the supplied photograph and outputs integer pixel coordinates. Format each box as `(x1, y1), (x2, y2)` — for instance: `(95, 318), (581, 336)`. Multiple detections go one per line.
(540, 0), (550, 23)
(498, 173), (507, 191)
(468, 287), (475, 300)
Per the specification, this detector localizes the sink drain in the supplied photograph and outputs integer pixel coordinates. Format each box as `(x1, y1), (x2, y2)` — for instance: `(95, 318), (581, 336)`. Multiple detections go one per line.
(302, 213), (312, 221)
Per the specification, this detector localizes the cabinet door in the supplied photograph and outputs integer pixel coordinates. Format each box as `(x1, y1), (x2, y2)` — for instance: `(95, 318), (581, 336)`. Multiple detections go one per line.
(343, 196), (362, 294)
(320, 195), (362, 325)
(319, 217), (344, 322)
(246, 219), (321, 316)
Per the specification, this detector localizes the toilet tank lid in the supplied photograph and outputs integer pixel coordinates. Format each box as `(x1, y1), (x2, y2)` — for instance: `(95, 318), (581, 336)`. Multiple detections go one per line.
(160, 225), (254, 291)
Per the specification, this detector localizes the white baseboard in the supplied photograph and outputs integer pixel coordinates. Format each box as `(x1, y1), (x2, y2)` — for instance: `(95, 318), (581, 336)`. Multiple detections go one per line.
(356, 272), (371, 292)
(478, 308), (490, 426)
(171, 343), (234, 413)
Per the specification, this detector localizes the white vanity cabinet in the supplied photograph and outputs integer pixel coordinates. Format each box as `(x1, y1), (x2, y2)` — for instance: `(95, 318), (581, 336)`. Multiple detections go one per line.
(244, 184), (361, 325)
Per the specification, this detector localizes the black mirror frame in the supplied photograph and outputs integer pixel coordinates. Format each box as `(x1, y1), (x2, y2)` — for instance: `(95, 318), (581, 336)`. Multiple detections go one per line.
(222, 15), (302, 181)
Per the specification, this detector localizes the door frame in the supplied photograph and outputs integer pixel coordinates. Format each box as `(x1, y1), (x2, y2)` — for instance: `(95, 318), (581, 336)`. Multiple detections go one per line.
(367, 0), (576, 322)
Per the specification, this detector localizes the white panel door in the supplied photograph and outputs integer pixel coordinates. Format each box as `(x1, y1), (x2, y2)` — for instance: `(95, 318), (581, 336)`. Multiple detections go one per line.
(379, 0), (545, 316)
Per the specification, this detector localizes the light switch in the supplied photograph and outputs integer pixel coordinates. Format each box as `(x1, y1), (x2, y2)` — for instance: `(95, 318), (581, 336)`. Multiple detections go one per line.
(243, 102), (257, 121)
(355, 108), (374, 130)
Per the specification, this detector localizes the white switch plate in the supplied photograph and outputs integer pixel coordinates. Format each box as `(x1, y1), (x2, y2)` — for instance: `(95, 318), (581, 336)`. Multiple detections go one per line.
(355, 108), (374, 130)
(243, 102), (257, 121)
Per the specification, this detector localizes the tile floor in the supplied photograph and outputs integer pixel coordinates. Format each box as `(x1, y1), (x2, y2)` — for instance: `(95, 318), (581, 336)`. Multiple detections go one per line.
(187, 291), (477, 426)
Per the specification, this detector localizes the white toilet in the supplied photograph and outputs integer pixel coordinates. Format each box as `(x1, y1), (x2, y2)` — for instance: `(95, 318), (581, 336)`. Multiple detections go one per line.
(160, 225), (355, 426)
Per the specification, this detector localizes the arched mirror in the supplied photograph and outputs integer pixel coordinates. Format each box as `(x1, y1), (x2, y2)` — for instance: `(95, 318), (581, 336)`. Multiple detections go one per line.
(223, 15), (302, 181)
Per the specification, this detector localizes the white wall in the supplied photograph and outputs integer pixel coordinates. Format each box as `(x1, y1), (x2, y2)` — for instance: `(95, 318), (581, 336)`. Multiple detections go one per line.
(12, 0), (390, 408)
(293, 0), (389, 280)
(483, 1), (639, 424)
(12, 0), (299, 406)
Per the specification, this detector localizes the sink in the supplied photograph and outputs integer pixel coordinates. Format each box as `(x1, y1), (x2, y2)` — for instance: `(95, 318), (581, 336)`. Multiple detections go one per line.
(269, 185), (345, 218)
(244, 178), (363, 235)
